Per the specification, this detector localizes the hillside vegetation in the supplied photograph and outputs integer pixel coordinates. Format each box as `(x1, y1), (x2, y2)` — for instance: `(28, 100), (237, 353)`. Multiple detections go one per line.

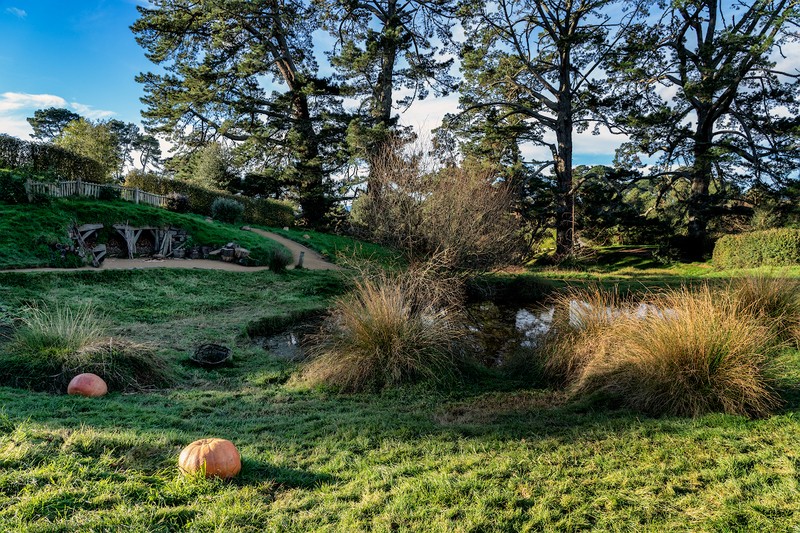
(0, 198), (290, 269)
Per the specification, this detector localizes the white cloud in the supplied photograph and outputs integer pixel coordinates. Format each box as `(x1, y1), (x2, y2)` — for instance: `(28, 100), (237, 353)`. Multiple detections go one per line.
(0, 92), (116, 139)
(5, 7), (26, 18)
(0, 116), (34, 139)
(69, 102), (116, 120)
(0, 92), (67, 113)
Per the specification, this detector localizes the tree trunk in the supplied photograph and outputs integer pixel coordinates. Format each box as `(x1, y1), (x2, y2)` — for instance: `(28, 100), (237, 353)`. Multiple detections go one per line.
(686, 111), (714, 260)
(366, 0), (399, 195)
(554, 50), (575, 257)
(290, 90), (327, 226)
(272, 22), (328, 226)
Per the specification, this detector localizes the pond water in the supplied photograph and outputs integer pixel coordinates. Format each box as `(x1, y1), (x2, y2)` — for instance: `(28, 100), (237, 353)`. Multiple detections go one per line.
(465, 300), (674, 365)
(256, 299), (673, 367)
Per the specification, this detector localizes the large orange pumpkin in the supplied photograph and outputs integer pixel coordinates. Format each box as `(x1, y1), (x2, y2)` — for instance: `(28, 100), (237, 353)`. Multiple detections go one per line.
(67, 373), (108, 397)
(178, 438), (241, 479)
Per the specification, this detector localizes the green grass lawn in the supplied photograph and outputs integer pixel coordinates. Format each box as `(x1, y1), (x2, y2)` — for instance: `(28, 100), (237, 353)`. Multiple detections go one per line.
(0, 198), (290, 269)
(261, 225), (403, 269)
(1, 267), (800, 530)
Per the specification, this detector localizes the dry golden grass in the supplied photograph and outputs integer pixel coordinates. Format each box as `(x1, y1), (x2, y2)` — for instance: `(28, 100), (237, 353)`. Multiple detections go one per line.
(568, 286), (781, 417)
(729, 274), (800, 346)
(539, 286), (627, 385)
(537, 282), (789, 417)
(297, 265), (466, 392)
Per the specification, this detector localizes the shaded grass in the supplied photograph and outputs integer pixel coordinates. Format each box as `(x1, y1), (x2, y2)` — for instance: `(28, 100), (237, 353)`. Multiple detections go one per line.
(0, 198), (290, 268)
(262, 225), (404, 269)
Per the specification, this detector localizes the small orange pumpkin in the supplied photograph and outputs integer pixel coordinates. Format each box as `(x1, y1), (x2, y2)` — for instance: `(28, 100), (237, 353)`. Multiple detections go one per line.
(67, 373), (108, 397)
(178, 438), (241, 479)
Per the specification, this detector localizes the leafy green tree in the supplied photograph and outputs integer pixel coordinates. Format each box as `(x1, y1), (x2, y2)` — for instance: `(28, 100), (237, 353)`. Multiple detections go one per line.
(27, 108), (81, 142)
(133, 134), (162, 172)
(610, 0), (800, 258)
(55, 119), (121, 182)
(107, 120), (142, 180)
(317, 0), (457, 163)
(191, 142), (236, 191)
(455, 0), (645, 256)
(132, 0), (349, 225)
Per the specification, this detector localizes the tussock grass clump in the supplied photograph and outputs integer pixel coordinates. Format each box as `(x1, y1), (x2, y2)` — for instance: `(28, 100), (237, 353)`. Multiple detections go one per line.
(1, 303), (173, 392)
(9, 302), (106, 356)
(539, 287), (625, 386)
(729, 274), (800, 346)
(298, 266), (466, 392)
(571, 286), (781, 417)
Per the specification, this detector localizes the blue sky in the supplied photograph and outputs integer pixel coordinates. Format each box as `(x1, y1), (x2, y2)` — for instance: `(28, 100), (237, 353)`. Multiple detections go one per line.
(0, 0), (620, 165)
(0, 0), (154, 136)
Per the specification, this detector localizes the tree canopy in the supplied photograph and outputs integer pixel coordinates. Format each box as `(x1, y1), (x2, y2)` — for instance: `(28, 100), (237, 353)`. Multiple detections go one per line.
(610, 0), (800, 257)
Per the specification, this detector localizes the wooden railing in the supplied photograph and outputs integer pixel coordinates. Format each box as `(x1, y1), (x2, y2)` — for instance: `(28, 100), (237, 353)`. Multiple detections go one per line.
(25, 179), (168, 208)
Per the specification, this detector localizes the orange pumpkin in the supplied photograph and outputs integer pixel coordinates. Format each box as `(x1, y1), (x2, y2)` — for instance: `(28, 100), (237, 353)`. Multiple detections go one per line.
(178, 438), (241, 479)
(67, 373), (108, 397)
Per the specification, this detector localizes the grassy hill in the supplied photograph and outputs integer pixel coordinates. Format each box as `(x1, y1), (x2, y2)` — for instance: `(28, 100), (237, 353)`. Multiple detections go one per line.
(0, 198), (290, 269)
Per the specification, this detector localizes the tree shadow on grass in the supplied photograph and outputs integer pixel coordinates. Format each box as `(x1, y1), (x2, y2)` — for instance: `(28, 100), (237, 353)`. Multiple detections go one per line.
(238, 458), (335, 489)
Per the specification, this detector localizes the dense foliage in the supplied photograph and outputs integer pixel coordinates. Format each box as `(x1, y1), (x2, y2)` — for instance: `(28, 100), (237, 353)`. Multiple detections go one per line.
(125, 171), (294, 227)
(713, 229), (800, 269)
(0, 134), (106, 183)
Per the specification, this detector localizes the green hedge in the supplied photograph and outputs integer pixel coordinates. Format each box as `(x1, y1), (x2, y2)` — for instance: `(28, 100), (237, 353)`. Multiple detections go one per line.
(0, 134), (107, 183)
(0, 170), (29, 204)
(125, 171), (295, 227)
(713, 229), (800, 268)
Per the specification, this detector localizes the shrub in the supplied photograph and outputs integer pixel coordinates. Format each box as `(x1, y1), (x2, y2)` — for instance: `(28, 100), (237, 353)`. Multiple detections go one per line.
(165, 192), (190, 213)
(267, 247), (293, 272)
(0, 169), (29, 204)
(713, 229), (800, 268)
(125, 170), (295, 226)
(98, 185), (121, 201)
(1, 303), (173, 392)
(351, 139), (522, 270)
(211, 197), (244, 223)
(557, 286), (782, 417)
(297, 266), (466, 392)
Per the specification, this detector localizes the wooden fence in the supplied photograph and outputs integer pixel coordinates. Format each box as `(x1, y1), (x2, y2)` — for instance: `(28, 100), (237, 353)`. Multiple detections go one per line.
(25, 179), (168, 208)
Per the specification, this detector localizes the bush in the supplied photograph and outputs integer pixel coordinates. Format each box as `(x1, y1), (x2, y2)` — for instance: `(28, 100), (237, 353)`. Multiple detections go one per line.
(267, 247), (293, 272)
(0, 169), (29, 204)
(165, 192), (190, 213)
(98, 185), (121, 201)
(713, 229), (800, 268)
(541, 286), (782, 417)
(210, 197), (244, 223)
(1, 302), (173, 392)
(351, 139), (522, 270)
(297, 266), (466, 392)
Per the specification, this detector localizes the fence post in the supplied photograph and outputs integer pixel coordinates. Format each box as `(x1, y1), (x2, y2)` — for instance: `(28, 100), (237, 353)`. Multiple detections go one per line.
(135, 187), (140, 204)
(24, 179), (32, 202)
(76, 178), (82, 197)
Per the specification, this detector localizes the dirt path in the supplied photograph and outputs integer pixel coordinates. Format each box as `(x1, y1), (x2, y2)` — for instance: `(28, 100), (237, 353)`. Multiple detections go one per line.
(247, 228), (342, 271)
(6, 258), (272, 273)
(3, 229), (341, 273)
